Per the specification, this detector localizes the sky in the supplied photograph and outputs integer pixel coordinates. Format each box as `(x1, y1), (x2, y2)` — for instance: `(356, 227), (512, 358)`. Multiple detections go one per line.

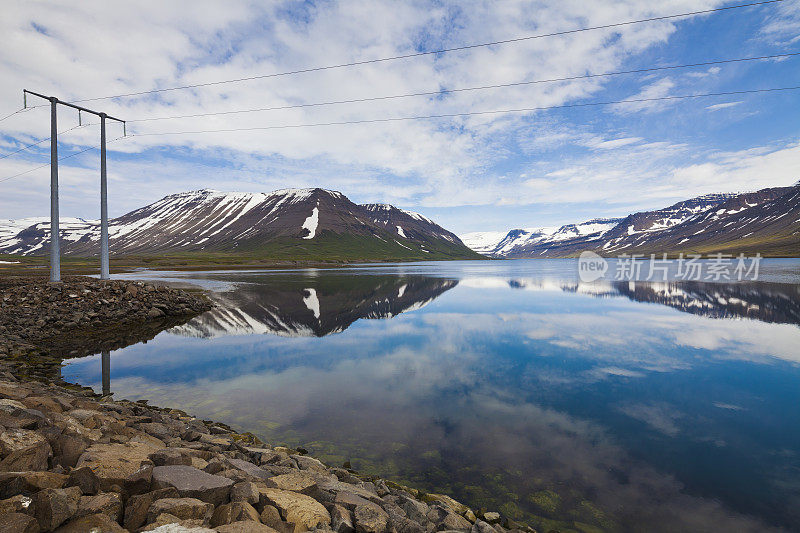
(0, 0), (798, 235)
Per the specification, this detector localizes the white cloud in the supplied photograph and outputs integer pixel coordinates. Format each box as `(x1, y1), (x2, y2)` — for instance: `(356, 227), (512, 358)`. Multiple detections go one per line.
(706, 101), (743, 111)
(609, 77), (676, 114)
(0, 0), (796, 227)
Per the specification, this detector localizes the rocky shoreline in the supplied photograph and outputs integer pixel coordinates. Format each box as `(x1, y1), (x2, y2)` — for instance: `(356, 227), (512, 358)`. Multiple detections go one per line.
(0, 277), (534, 533)
(0, 276), (211, 381)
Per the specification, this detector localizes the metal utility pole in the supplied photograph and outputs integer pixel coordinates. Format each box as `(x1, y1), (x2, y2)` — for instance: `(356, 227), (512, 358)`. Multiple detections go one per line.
(49, 97), (60, 282)
(24, 90), (125, 281)
(100, 114), (109, 279)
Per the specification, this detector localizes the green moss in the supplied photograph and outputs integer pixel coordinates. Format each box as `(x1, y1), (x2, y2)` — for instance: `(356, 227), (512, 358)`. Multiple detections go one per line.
(529, 490), (561, 515)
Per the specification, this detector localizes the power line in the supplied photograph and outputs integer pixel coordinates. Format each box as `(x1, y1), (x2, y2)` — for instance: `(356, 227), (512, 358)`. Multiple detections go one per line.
(126, 52), (800, 123)
(0, 136), (123, 184)
(128, 85), (800, 136)
(0, 108), (35, 124)
(63, 0), (785, 104)
(0, 123), (95, 161)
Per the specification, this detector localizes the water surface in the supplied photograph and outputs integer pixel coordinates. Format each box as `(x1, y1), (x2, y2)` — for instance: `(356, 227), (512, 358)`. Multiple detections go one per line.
(66, 259), (800, 532)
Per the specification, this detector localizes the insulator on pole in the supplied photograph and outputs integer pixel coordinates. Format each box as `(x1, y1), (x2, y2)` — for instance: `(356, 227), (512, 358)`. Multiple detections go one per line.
(23, 91), (26, 109)
(123, 123), (127, 137)
(78, 110), (82, 126)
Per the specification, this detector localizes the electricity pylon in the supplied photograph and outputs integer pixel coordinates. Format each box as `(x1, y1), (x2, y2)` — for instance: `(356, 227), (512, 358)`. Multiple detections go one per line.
(24, 90), (125, 281)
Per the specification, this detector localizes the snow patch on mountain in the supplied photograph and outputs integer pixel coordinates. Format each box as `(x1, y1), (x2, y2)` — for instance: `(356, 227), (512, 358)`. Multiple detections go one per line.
(302, 204), (319, 239)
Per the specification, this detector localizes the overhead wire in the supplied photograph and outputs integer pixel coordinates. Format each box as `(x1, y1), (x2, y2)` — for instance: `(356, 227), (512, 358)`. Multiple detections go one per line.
(43, 0), (786, 105)
(127, 85), (800, 137)
(0, 123), (96, 161)
(124, 52), (800, 123)
(0, 136), (123, 184)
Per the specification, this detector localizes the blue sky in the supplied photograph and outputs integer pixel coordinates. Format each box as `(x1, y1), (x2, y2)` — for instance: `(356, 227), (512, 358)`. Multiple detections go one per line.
(0, 0), (798, 236)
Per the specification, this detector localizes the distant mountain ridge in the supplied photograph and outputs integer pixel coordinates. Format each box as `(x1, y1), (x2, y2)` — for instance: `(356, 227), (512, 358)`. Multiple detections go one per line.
(461, 185), (800, 257)
(0, 188), (481, 261)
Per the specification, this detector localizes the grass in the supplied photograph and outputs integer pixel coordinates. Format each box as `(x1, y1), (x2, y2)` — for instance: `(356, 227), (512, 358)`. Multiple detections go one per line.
(0, 233), (486, 277)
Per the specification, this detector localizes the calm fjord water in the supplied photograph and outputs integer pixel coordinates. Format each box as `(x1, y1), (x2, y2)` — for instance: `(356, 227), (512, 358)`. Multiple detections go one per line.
(67, 260), (800, 532)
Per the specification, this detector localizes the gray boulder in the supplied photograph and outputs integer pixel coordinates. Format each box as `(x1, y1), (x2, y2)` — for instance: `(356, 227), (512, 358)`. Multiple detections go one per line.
(152, 465), (234, 505)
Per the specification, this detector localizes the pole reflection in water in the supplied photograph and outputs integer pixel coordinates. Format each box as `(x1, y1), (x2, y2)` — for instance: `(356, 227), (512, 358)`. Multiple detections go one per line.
(101, 350), (110, 396)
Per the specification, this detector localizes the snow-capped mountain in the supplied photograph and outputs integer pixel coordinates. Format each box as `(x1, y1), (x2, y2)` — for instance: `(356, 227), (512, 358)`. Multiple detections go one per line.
(463, 185), (800, 257)
(0, 188), (480, 261)
(459, 231), (511, 254)
(465, 218), (622, 257)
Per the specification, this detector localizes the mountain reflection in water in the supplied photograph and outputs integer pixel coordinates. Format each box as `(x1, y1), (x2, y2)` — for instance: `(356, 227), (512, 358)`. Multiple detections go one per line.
(170, 275), (459, 337)
(65, 262), (800, 532)
(171, 275), (800, 339)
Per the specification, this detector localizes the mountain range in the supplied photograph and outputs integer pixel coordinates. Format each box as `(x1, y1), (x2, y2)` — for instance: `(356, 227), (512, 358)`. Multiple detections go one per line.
(0, 188), (481, 262)
(461, 184), (800, 257)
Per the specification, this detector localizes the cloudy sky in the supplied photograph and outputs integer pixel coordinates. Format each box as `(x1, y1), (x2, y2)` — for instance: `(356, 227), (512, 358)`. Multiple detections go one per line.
(0, 0), (798, 234)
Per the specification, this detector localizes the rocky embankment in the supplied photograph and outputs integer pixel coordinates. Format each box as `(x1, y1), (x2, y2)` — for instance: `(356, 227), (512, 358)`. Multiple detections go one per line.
(0, 277), (211, 378)
(0, 375), (525, 533)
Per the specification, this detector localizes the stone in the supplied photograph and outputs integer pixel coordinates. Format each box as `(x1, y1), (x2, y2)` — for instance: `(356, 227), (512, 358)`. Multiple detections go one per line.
(333, 492), (371, 511)
(125, 462), (154, 497)
(224, 458), (271, 481)
(464, 510), (477, 523)
(353, 502), (389, 533)
(75, 441), (157, 491)
(0, 494), (34, 514)
(421, 494), (469, 516)
(0, 428), (48, 456)
(427, 506), (472, 531)
(67, 466), (100, 495)
(230, 482), (261, 506)
(258, 507), (294, 533)
(22, 396), (64, 414)
(258, 488), (331, 533)
(292, 455), (326, 473)
(149, 448), (193, 467)
(0, 405), (45, 430)
(53, 513), (126, 532)
(33, 486), (82, 531)
(399, 497), (429, 525)
(210, 501), (260, 526)
(147, 497), (213, 522)
(0, 440), (52, 472)
(140, 512), (207, 531)
(197, 433), (232, 448)
(378, 500), (422, 533)
(152, 465), (234, 506)
(265, 472), (318, 496)
(374, 480), (389, 498)
(130, 433), (166, 449)
(148, 307), (165, 319)
(481, 512), (500, 524)
(76, 492), (122, 521)
(259, 504), (282, 527)
(0, 471), (68, 498)
(139, 423), (172, 441)
(317, 481), (382, 505)
(123, 487), (180, 531)
(53, 434), (87, 469)
(470, 520), (496, 533)
(330, 504), (354, 533)
(217, 522), (280, 533)
(0, 512), (39, 533)
(0, 382), (31, 400)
